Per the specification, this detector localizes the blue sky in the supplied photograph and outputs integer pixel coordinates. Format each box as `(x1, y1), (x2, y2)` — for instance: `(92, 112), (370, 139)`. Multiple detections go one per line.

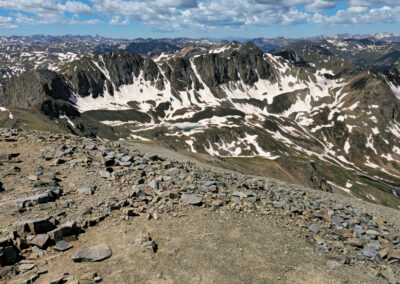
(0, 0), (400, 39)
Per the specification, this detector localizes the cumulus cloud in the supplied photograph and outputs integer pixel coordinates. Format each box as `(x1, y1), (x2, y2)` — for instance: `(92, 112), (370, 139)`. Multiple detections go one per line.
(110, 15), (129, 25)
(0, 0), (400, 30)
(0, 15), (17, 28)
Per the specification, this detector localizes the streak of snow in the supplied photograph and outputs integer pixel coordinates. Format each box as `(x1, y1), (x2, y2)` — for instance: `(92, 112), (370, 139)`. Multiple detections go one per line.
(59, 115), (75, 128)
(344, 139), (350, 154)
(130, 134), (150, 141)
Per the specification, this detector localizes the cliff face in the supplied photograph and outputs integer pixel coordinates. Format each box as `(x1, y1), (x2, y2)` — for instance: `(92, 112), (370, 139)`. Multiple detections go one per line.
(0, 70), (71, 109)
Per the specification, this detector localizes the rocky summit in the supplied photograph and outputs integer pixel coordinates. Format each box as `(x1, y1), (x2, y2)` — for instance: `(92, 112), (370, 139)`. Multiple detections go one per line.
(0, 128), (399, 283)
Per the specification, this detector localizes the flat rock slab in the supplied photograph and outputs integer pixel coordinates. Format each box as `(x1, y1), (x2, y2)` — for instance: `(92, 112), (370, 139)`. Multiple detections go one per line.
(181, 194), (202, 205)
(54, 240), (73, 252)
(19, 263), (36, 271)
(30, 234), (50, 249)
(72, 244), (112, 262)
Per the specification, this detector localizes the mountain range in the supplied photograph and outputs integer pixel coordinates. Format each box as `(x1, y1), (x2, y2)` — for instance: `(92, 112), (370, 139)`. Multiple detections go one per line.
(0, 34), (400, 209)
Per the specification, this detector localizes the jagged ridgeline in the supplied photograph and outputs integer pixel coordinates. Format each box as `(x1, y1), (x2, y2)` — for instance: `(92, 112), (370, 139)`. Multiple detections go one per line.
(0, 41), (400, 208)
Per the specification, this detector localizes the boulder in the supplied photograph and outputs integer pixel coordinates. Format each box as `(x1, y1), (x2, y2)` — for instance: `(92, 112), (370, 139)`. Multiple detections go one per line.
(53, 240), (73, 252)
(30, 234), (50, 249)
(72, 244), (112, 262)
(14, 217), (55, 236)
(47, 220), (78, 241)
(0, 246), (18, 266)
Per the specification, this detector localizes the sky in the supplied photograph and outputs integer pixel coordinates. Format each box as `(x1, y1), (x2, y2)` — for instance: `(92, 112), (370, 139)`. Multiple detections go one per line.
(0, 0), (400, 39)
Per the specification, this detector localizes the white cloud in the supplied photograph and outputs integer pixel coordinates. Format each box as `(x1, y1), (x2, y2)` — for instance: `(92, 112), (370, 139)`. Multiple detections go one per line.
(325, 5), (400, 25)
(0, 15), (17, 28)
(110, 15), (129, 25)
(0, 0), (400, 30)
(305, 0), (337, 12)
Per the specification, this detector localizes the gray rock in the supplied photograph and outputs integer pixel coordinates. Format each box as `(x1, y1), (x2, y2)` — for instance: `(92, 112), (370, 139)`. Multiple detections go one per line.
(54, 240), (73, 252)
(72, 244), (112, 262)
(30, 234), (50, 249)
(78, 186), (96, 195)
(148, 180), (157, 189)
(30, 246), (45, 258)
(137, 164), (147, 170)
(120, 155), (133, 162)
(247, 196), (257, 203)
(232, 191), (247, 198)
(362, 247), (377, 259)
(309, 224), (319, 234)
(181, 194), (202, 205)
(19, 263), (36, 271)
(198, 185), (210, 193)
(326, 260), (343, 270)
(232, 197), (242, 206)
(99, 170), (111, 178)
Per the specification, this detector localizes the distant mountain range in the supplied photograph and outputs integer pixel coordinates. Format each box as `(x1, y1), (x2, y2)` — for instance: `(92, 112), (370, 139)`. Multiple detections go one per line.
(0, 34), (400, 208)
(1, 33), (400, 86)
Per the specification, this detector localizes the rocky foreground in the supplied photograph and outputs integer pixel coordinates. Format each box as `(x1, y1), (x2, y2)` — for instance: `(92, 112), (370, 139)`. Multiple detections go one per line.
(0, 129), (400, 283)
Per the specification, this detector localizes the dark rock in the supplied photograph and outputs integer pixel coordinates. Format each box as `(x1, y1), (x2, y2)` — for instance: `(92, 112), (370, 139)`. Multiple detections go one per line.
(72, 244), (112, 262)
(101, 156), (115, 167)
(49, 276), (65, 284)
(0, 246), (18, 266)
(14, 217), (55, 235)
(0, 238), (13, 247)
(47, 221), (78, 241)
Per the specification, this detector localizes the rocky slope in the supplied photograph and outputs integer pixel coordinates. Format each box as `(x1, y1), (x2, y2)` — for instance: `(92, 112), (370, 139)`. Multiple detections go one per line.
(0, 40), (399, 208)
(1, 129), (400, 283)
